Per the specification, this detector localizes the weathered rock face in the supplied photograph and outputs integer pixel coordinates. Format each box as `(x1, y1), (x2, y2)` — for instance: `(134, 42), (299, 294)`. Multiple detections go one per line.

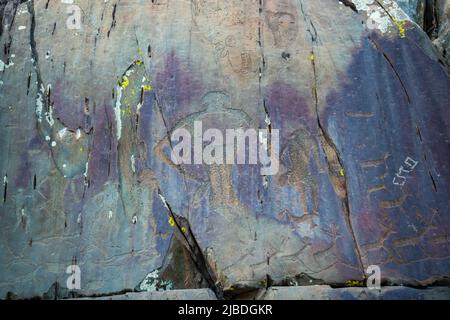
(395, 0), (446, 35)
(432, 1), (450, 65)
(72, 289), (218, 300)
(395, 0), (449, 64)
(395, 0), (425, 22)
(261, 286), (450, 300)
(0, 0), (449, 299)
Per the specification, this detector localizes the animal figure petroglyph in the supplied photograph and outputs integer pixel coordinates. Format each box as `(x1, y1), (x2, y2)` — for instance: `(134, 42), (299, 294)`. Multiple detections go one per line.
(155, 91), (255, 209)
(191, 0), (259, 77)
(279, 127), (322, 218)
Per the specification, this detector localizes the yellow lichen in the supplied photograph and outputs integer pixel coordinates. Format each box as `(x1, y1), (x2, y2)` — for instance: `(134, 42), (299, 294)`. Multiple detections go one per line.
(345, 280), (364, 287)
(340, 168), (345, 177)
(181, 226), (187, 233)
(310, 53), (315, 61)
(168, 216), (175, 227)
(121, 105), (132, 116)
(393, 19), (407, 38)
(121, 76), (130, 89)
(135, 59), (143, 66)
(142, 84), (153, 92)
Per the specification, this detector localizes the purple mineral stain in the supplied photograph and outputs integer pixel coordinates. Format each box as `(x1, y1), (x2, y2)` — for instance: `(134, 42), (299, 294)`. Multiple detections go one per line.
(52, 80), (86, 130)
(265, 81), (316, 144)
(155, 51), (204, 129)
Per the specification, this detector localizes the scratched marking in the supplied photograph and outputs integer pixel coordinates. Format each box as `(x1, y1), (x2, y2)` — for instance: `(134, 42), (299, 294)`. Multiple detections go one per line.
(392, 156), (419, 187)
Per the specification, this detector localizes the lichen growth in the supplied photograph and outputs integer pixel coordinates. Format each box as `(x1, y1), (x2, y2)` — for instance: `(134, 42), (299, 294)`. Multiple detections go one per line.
(142, 84), (153, 92)
(168, 216), (175, 227)
(114, 86), (123, 140)
(139, 270), (174, 292)
(393, 19), (407, 38)
(345, 280), (364, 287)
(121, 76), (130, 89)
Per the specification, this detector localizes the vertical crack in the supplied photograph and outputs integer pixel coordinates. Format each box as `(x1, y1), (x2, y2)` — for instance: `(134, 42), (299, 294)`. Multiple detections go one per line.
(339, 0), (358, 13)
(302, 0), (365, 274)
(368, 36), (411, 104)
(311, 51), (365, 275)
(0, 0), (26, 38)
(424, 0), (439, 38)
(157, 189), (223, 299)
(28, 0), (65, 177)
(3, 174), (7, 203)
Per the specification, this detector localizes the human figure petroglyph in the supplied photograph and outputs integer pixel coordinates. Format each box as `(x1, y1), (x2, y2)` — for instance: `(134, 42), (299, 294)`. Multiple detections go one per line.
(265, 0), (299, 47)
(266, 11), (298, 47)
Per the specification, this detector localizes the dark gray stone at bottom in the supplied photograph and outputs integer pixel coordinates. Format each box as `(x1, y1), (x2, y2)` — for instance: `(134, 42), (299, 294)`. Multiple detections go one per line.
(261, 286), (450, 300)
(70, 286), (450, 300)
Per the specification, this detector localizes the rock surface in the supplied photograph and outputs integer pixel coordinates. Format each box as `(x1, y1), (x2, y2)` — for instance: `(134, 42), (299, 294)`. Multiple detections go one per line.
(395, 0), (449, 64)
(0, 0), (449, 299)
(69, 286), (450, 300)
(262, 285), (450, 300)
(72, 288), (217, 300)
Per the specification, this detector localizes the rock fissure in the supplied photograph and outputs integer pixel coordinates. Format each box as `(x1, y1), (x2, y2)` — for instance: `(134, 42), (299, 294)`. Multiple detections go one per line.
(157, 188), (223, 299)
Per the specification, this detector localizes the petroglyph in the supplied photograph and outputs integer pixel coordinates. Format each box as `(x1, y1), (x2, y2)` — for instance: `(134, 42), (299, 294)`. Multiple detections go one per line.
(279, 127), (322, 216)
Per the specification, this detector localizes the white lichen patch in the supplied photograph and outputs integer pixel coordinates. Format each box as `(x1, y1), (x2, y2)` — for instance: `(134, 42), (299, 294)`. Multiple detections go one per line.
(352, 0), (411, 35)
(125, 68), (135, 77)
(262, 176), (269, 189)
(17, 6), (28, 15)
(353, 0), (374, 11)
(0, 59), (14, 72)
(83, 162), (89, 178)
(58, 128), (68, 140)
(139, 269), (174, 292)
(130, 154), (136, 173)
(36, 84), (45, 122)
(114, 86), (123, 141)
(264, 113), (272, 126)
(16, 208), (28, 229)
(45, 104), (55, 127)
(259, 131), (268, 150)
(158, 193), (170, 210)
